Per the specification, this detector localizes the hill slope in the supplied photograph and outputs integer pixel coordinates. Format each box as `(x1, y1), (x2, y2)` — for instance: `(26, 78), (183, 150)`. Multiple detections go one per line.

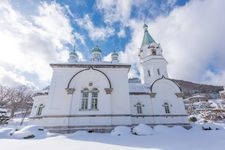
(172, 79), (223, 98)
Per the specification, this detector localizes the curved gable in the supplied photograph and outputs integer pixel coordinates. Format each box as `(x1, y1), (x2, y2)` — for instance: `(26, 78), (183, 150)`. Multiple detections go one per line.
(67, 67), (112, 89)
(150, 76), (182, 93)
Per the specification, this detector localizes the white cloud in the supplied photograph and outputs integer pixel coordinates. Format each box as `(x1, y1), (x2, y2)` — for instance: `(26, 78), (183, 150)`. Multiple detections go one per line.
(150, 0), (225, 85)
(0, 66), (35, 87)
(117, 27), (126, 38)
(33, 2), (73, 49)
(76, 51), (86, 61)
(74, 32), (86, 47)
(75, 14), (115, 41)
(1, 0), (225, 88)
(128, 66), (139, 79)
(96, 0), (133, 38)
(118, 0), (225, 85)
(0, 1), (74, 88)
(96, 0), (178, 25)
(103, 53), (112, 62)
(96, 0), (132, 24)
(203, 70), (225, 86)
(119, 20), (143, 64)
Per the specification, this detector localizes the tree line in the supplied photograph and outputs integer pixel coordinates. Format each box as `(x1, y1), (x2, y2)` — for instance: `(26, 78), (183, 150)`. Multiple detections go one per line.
(0, 85), (34, 118)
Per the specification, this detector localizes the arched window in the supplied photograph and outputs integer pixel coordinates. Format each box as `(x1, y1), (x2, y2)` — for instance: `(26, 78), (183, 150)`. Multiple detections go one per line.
(37, 104), (44, 116)
(152, 49), (156, 55)
(91, 88), (99, 110)
(164, 103), (170, 114)
(136, 103), (143, 114)
(81, 88), (89, 110)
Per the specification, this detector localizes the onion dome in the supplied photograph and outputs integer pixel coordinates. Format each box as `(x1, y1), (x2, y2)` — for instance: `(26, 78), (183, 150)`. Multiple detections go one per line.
(91, 46), (102, 62)
(68, 44), (78, 63)
(111, 51), (119, 63)
(111, 51), (119, 57)
(68, 50), (78, 63)
(92, 46), (102, 53)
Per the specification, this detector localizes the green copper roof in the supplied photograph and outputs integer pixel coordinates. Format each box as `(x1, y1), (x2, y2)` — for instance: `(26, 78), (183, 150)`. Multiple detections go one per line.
(70, 51), (78, 56)
(92, 46), (102, 53)
(111, 51), (119, 56)
(141, 24), (155, 46)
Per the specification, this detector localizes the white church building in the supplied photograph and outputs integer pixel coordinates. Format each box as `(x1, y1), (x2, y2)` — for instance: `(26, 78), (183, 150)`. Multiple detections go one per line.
(30, 24), (190, 133)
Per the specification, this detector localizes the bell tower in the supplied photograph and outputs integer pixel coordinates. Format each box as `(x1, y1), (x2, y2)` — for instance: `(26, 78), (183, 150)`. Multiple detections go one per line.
(139, 24), (168, 85)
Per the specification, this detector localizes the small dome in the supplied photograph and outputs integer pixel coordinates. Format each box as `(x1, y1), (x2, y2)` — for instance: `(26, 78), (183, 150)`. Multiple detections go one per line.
(111, 51), (119, 56)
(92, 46), (102, 53)
(70, 51), (78, 56)
(111, 51), (119, 63)
(91, 46), (102, 61)
(68, 50), (78, 63)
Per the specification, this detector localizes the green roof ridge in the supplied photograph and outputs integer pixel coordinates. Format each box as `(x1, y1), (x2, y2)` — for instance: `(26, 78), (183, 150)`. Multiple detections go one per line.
(111, 51), (119, 56)
(92, 46), (102, 53)
(141, 24), (155, 46)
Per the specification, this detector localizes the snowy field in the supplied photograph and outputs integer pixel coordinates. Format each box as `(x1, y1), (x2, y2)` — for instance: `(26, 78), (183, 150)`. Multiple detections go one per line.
(1, 123), (225, 150)
(1, 131), (225, 150)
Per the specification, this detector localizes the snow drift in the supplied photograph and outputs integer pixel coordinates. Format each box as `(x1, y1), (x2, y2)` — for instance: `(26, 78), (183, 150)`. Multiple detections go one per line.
(9, 125), (47, 139)
(111, 126), (131, 136)
(132, 124), (153, 135)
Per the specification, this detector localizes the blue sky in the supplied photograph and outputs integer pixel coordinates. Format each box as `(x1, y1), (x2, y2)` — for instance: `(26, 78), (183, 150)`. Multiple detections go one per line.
(0, 0), (225, 89)
(11, 0), (189, 58)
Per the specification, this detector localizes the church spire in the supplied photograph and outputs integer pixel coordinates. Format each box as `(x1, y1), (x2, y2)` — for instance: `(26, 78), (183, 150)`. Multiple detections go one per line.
(141, 24), (155, 47)
(139, 24), (168, 85)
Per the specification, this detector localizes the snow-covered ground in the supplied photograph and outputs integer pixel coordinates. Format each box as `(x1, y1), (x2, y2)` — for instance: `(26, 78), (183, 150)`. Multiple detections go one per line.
(1, 123), (225, 150)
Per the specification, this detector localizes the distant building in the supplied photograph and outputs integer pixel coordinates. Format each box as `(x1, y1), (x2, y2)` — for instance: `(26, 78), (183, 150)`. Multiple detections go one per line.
(30, 24), (189, 133)
(219, 87), (225, 100)
(0, 108), (7, 114)
(184, 94), (208, 104)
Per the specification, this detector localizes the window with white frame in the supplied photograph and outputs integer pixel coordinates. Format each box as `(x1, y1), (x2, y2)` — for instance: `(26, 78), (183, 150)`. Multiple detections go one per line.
(80, 87), (99, 110)
(164, 103), (170, 114)
(91, 88), (99, 110)
(81, 88), (89, 110)
(37, 104), (44, 116)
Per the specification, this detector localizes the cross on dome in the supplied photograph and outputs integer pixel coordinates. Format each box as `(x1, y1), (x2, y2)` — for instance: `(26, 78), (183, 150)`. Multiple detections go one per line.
(68, 43), (78, 63)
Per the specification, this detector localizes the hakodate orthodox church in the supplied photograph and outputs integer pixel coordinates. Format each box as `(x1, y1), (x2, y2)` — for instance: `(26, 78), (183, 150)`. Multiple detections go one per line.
(30, 24), (190, 133)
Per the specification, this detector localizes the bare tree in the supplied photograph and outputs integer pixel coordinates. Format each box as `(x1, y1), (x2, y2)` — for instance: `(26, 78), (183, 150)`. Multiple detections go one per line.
(8, 86), (34, 118)
(0, 85), (34, 118)
(0, 85), (11, 107)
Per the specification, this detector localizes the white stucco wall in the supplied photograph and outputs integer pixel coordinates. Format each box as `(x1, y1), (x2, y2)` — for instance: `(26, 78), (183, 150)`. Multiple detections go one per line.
(31, 63), (132, 127)
(151, 78), (189, 124)
(30, 95), (48, 117)
(30, 95), (48, 126)
(130, 94), (154, 124)
(139, 42), (168, 85)
(30, 63), (189, 130)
